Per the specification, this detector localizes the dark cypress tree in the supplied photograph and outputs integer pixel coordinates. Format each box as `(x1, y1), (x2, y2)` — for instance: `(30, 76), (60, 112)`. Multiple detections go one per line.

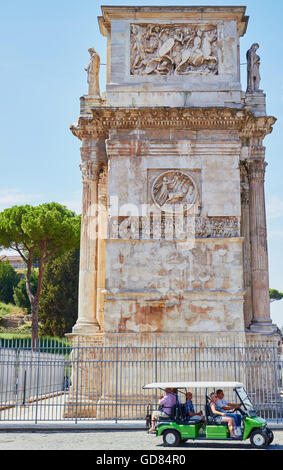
(0, 260), (19, 304)
(38, 249), (79, 337)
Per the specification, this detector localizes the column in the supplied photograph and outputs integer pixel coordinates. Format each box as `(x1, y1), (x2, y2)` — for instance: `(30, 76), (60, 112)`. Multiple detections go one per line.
(72, 143), (105, 334)
(96, 165), (108, 330)
(240, 162), (252, 328)
(248, 156), (276, 333)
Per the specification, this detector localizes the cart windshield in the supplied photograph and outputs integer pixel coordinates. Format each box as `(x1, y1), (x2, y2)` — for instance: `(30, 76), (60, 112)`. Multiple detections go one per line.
(236, 387), (257, 416)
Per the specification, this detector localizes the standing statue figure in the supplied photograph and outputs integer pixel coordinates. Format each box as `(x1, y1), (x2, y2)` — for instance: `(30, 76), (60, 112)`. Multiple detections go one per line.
(85, 47), (100, 97)
(246, 43), (261, 93)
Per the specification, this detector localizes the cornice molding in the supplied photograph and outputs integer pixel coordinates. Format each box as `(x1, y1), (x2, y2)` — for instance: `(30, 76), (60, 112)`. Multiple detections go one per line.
(70, 107), (276, 141)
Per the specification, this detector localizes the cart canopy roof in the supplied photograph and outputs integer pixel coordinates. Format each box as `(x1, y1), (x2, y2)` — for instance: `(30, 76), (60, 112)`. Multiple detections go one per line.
(143, 381), (244, 390)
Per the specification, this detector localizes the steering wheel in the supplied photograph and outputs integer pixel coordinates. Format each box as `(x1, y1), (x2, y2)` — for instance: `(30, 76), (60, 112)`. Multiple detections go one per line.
(229, 404), (243, 413)
(233, 406), (248, 416)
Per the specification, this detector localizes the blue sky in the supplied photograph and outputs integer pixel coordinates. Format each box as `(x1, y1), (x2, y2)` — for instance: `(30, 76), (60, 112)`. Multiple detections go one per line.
(0, 0), (282, 327)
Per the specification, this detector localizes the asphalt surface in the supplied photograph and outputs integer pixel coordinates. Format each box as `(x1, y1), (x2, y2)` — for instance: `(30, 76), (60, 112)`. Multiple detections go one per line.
(0, 429), (282, 451)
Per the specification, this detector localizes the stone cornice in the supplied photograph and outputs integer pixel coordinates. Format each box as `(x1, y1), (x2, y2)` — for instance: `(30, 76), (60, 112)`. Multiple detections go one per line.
(99, 6), (249, 37)
(70, 107), (276, 141)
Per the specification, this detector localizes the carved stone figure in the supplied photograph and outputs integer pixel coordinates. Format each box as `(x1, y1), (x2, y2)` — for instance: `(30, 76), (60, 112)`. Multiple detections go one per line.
(152, 171), (197, 212)
(108, 216), (240, 240)
(246, 43), (261, 92)
(85, 47), (100, 97)
(130, 24), (218, 76)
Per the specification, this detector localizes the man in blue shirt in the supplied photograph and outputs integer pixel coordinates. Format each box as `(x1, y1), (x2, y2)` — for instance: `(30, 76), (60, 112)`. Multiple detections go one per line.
(183, 392), (205, 423)
(216, 389), (242, 435)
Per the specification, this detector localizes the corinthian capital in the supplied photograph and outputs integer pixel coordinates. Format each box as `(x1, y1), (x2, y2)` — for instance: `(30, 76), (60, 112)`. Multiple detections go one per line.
(248, 159), (267, 182)
(80, 160), (102, 182)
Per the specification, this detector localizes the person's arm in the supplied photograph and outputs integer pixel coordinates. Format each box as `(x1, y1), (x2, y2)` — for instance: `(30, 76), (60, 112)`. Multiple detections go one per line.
(217, 398), (234, 411)
(221, 404), (232, 410)
(186, 401), (197, 417)
(211, 403), (225, 417)
(158, 396), (165, 406)
(227, 402), (240, 409)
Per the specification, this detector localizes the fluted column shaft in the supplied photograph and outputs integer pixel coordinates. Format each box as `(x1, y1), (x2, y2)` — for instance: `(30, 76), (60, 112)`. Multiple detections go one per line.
(72, 144), (104, 334)
(240, 163), (252, 328)
(248, 156), (271, 327)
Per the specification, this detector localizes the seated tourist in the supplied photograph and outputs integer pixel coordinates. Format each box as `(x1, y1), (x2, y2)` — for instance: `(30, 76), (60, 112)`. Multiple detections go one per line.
(183, 392), (205, 423)
(210, 392), (237, 438)
(149, 388), (177, 433)
(216, 389), (242, 435)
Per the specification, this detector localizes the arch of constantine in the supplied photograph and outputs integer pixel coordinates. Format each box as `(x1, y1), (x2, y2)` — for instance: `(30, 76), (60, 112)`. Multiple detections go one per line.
(66, 6), (281, 418)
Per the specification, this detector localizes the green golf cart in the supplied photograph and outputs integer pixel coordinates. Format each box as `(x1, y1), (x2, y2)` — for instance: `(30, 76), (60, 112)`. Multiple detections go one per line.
(143, 381), (274, 449)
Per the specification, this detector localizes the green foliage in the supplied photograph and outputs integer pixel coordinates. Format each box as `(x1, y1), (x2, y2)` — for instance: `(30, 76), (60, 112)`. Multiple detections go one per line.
(0, 301), (26, 315)
(269, 289), (283, 302)
(0, 302), (11, 315)
(13, 270), (38, 312)
(0, 203), (81, 257)
(0, 260), (20, 303)
(0, 203), (81, 346)
(38, 248), (79, 337)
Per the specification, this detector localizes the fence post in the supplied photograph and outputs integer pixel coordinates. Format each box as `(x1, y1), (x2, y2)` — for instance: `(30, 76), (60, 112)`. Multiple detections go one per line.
(154, 338), (158, 406)
(75, 338), (80, 424)
(115, 340), (118, 424)
(22, 369), (27, 406)
(35, 342), (40, 424)
(233, 341), (237, 381)
(272, 343), (280, 423)
(194, 341), (197, 382)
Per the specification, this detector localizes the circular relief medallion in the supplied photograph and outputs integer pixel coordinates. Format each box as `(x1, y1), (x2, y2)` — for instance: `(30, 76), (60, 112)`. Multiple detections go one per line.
(151, 170), (197, 213)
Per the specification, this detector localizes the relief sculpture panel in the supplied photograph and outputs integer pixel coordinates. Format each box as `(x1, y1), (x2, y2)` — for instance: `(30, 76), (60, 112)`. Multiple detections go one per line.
(152, 170), (197, 213)
(130, 23), (218, 76)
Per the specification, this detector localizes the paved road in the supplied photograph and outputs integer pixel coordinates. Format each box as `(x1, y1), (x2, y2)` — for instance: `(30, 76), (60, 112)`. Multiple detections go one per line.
(0, 430), (282, 451)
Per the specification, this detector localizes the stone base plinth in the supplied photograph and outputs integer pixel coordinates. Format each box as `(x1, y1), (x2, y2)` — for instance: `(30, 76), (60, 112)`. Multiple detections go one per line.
(62, 332), (281, 420)
(243, 91), (266, 116)
(70, 321), (101, 335)
(63, 332), (249, 419)
(96, 395), (151, 420)
(79, 95), (105, 117)
(63, 397), (99, 419)
(247, 320), (281, 337)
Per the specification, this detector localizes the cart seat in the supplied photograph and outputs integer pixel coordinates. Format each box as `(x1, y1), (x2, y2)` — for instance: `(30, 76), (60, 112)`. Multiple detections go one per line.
(158, 404), (177, 422)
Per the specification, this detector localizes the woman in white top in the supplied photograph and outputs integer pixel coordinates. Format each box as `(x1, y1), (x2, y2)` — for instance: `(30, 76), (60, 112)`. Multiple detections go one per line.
(210, 393), (237, 438)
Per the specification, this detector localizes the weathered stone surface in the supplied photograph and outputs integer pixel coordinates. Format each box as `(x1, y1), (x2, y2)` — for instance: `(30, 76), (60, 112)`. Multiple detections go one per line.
(67, 5), (281, 420)
(103, 238), (244, 334)
(98, 6), (248, 108)
(70, 6), (279, 341)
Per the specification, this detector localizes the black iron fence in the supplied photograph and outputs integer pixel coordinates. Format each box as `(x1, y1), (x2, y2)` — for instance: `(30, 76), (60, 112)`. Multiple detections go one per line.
(0, 337), (282, 424)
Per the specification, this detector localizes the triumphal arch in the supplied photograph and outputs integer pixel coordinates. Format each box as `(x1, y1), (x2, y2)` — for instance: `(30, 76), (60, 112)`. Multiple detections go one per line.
(66, 6), (280, 418)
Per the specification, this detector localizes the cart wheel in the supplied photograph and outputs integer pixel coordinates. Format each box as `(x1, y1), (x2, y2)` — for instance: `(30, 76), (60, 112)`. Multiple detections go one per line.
(163, 430), (181, 447)
(250, 429), (269, 449)
(266, 428), (274, 444)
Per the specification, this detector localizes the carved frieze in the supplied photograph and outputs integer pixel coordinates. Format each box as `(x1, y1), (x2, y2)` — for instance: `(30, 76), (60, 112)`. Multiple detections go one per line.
(130, 23), (218, 76)
(70, 107), (276, 141)
(108, 216), (240, 240)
